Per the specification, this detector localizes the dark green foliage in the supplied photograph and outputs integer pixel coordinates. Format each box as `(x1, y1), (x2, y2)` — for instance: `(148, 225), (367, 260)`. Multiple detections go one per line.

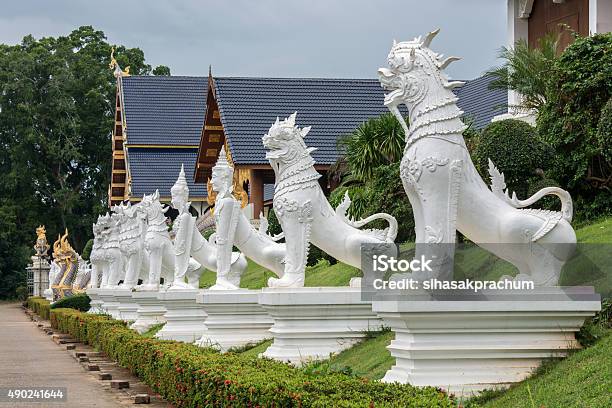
(596, 96), (612, 167)
(152, 65), (171, 76)
(577, 298), (612, 347)
(0, 26), (157, 298)
(537, 33), (612, 219)
(487, 33), (559, 111)
(330, 163), (415, 243)
(330, 113), (413, 243)
(15, 285), (29, 301)
(81, 239), (93, 261)
(338, 113), (406, 181)
(43, 307), (454, 407)
(475, 119), (553, 199)
(50, 293), (91, 312)
(265, 208), (282, 236)
(364, 163), (414, 243)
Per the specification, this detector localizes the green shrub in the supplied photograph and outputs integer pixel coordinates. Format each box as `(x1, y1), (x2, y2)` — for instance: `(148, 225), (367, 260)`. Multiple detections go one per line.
(596, 97), (612, 169)
(26, 296), (50, 320)
(15, 285), (29, 301)
(50, 293), (91, 312)
(537, 33), (612, 219)
(331, 163), (415, 243)
(81, 239), (93, 261)
(475, 119), (552, 199)
(42, 307), (454, 407)
(265, 208), (282, 236)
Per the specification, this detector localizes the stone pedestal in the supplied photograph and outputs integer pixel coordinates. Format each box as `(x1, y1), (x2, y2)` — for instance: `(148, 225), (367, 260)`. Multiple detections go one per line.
(130, 291), (167, 334)
(195, 289), (273, 351)
(155, 289), (207, 343)
(258, 287), (382, 364)
(114, 288), (139, 321)
(27, 257), (50, 297)
(86, 288), (104, 314)
(372, 288), (601, 395)
(97, 288), (120, 318)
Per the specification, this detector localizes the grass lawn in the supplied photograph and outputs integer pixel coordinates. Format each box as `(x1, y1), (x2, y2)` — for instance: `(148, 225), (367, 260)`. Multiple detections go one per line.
(327, 330), (395, 380)
(200, 258), (360, 289)
(238, 339), (273, 357)
(472, 329), (612, 408)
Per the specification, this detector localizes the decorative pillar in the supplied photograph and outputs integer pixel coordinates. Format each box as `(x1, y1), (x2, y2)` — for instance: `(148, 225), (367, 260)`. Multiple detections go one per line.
(249, 169), (264, 219)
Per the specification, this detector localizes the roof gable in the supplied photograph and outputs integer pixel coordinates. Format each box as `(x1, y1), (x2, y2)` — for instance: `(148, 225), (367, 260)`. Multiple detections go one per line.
(213, 76), (507, 165)
(122, 76), (207, 146)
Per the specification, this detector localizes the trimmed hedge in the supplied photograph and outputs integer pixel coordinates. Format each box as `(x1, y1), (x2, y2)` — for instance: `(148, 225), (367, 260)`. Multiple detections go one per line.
(44, 307), (453, 407)
(27, 296), (51, 320)
(50, 293), (91, 312)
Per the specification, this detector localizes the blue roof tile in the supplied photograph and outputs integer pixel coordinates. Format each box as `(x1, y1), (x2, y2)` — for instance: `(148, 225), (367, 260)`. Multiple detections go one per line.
(214, 76), (507, 165)
(455, 75), (507, 129)
(122, 76), (207, 146)
(128, 148), (207, 198)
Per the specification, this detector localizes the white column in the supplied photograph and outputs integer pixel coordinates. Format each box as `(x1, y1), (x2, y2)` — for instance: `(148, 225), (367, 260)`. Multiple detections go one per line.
(591, 0), (612, 34)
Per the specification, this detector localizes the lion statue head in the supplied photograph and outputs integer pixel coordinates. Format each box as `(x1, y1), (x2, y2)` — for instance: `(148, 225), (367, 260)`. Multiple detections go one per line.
(263, 112), (315, 164)
(378, 29), (464, 109)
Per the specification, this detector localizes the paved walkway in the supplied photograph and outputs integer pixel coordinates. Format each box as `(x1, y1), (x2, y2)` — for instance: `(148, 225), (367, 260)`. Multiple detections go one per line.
(0, 302), (121, 407)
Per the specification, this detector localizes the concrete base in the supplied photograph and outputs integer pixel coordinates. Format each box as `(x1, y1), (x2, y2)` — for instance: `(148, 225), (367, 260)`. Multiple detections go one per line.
(259, 287), (382, 364)
(130, 290), (167, 334)
(155, 289), (206, 343)
(97, 288), (120, 318)
(114, 288), (138, 321)
(86, 288), (104, 314)
(195, 289), (273, 351)
(372, 288), (601, 395)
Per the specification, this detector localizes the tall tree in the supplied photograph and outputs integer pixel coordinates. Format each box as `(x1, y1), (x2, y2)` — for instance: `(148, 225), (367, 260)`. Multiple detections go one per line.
(0, 26), (156, 298)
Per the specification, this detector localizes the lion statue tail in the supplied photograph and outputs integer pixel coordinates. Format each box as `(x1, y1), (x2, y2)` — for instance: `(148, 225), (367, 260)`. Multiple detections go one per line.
(336, 191), (399, 242)
(488, 159), (573, 222)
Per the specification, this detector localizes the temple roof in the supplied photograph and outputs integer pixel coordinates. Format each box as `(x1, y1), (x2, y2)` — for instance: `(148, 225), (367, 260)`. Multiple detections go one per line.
(122, 76), (207, 146)
(128, 148), (207, 198)
(212, 76), (507, 165)
(453, 74), (508, 129)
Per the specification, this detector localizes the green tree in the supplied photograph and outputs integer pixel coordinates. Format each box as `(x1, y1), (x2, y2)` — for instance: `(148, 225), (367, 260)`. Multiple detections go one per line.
(474, 119), (553, 198)
(329, 113), (406, 218)
(537, 33), (612, 218)
(0, 26), (155, 298)
(487, 33), (559, 111)
(338, 113), (406, 182)
(153, 65), (171, 76)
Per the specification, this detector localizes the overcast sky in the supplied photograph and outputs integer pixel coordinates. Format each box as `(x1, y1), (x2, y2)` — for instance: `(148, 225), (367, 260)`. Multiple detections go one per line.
(0, 0), (507, 80)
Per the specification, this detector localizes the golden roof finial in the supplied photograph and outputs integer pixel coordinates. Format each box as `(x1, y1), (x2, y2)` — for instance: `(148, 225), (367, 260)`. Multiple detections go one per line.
(109, 47), (130, 77)
(109, 47), (118, 70)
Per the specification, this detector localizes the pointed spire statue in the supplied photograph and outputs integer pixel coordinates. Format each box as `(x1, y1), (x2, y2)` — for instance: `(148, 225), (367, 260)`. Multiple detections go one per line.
(171, 164), (190, 199)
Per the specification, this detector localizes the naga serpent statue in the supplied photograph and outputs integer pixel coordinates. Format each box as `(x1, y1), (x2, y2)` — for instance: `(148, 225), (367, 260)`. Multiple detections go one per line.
(263, 113), (398, 288)
(209, 148), (284, 289)
(50, 229), (79, 300)
(378, 29), (576, 285)
(72, 255), (92, 294)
